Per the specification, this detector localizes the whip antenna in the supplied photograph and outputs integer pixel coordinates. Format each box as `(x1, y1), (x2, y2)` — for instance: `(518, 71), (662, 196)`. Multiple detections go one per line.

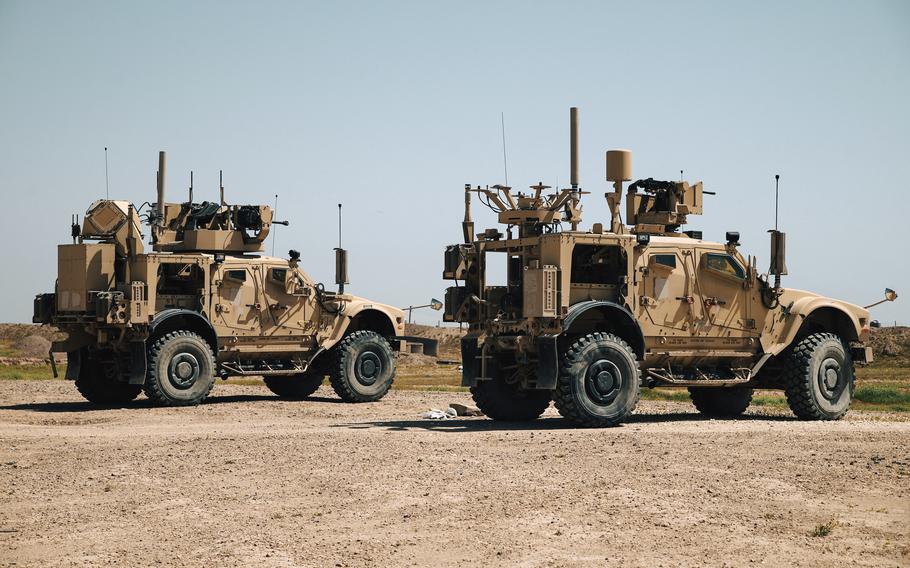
(272, 194), (278, 256)
(774, 174), (780, 231)
(500, 112), (509, 185)
(104, 147), (109, 199)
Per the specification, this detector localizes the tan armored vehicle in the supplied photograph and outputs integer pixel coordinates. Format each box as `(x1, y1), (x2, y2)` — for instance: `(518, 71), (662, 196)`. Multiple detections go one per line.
(444, 108), (895, 427)
(34, 152), (405, 406)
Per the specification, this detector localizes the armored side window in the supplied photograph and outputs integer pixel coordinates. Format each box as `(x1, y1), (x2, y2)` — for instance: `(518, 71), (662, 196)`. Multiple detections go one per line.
(704, 253), (745, 279)
(225, 269), (247, 282)
(571, 244), (626, 285)
(652, 254), (676, 269)
(271, 268), (287, 284)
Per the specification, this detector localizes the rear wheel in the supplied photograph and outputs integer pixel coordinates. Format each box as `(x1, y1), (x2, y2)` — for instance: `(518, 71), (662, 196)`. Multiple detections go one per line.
(264, 373), (324, 399)
(74, 350), (142, 405)
(143, 331), (216, 407)
(554, 333), (640, 428)
(329, 331), (395, 402)
(782, 332), (854, 420)
(688, 387), (753, 417)
(470, 377), (551, 421)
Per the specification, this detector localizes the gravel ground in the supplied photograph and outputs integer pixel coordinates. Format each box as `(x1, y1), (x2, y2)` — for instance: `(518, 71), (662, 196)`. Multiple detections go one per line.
(0, 380), (908, 568)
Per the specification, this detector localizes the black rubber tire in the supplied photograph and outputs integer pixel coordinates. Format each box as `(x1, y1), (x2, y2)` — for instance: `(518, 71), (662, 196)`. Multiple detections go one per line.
(143, 331), (216, 407)
(329, 331), (395, 402)
(74, 351), (142, 405)
(782, 332), (854, 420)
(554, 333), (640, 428)
(470, 377), (551, 421)
(688, 387), (753, 417)
(264, 373), (324, 399)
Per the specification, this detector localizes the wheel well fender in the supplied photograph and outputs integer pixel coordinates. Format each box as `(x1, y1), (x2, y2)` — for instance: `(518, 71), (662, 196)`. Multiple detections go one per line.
(345, 308), (397, 339)
(148, 309), (218, 353)
(762, 301), (864, 357)
(795, 306), (860, 343)
(560, 301), (645, 359)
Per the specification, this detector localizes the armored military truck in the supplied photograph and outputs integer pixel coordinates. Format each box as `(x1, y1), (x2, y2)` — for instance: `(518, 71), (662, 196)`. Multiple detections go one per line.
(34, 152), (405, 406)
(444, 108), (893, 427)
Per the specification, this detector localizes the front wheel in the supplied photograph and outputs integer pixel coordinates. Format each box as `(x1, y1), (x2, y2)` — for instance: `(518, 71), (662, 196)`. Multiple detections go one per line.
(554, 333), (640, 428)
(782, 333), (854, 420)
(329, 331), (395, 402)
(143, 331), (216, 407)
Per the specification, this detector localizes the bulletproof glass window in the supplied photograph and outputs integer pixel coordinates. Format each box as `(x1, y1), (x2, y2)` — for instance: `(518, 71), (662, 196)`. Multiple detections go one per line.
(704, 253), (745, 279)
(156, 263), (205, 295)
(271, 268), (287, 284)
(225, 269), (247, 283)
(571, 245), (626, 285)
(652, 254), (676, 269)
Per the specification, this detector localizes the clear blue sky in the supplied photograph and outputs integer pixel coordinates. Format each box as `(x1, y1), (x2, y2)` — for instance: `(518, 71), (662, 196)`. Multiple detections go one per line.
(1, 0), (907, 325)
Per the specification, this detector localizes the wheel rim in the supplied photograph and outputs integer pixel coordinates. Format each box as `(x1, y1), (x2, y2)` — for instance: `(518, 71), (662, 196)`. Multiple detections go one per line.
(817, 357), (844, 401)
(585, 359), (623, 405)
(168, 352), (201, 390)
(355, 351), (383, 386)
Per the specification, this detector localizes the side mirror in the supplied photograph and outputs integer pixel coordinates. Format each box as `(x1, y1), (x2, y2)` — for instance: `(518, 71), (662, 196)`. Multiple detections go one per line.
(865, 288), (898, 309)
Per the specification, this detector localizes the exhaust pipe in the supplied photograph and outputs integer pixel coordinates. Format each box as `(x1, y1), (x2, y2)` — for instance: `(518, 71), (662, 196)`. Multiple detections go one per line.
(570, 107), (579, 187)
(156, 151), (166, 225)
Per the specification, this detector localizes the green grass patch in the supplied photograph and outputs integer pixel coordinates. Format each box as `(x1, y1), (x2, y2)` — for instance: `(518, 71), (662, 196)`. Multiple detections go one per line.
(639, 388), (691, 402)
(0, 341), (23, 358)
(0, 364), (64, 381)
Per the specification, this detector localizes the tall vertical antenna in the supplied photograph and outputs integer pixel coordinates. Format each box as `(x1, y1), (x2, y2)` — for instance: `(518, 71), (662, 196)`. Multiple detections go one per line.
(272, 194), (278, 256)
(337, 203), (343, 248)
(104, 147), (109, 198)
(500, 112), (509, 185)
(188, 171), (194, 203)
(219, 170), (225, 206)
(569, 107), (579, 188)
(774, 174), (780, 230)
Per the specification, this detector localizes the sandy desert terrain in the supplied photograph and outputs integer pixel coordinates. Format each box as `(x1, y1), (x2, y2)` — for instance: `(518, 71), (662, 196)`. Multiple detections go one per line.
(1, 380), (907, 568)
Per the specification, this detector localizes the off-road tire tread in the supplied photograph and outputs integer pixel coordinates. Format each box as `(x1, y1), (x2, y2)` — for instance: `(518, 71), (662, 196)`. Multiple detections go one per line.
(264, 373), (324, 399)
(75, 360), (142, 405)
(781, 332), (853, 421)
(688, 387), (754, 417)
(469, 380), (551, 422)
(143, 330), (216, 407)
(329, 331), (395, 403)
(553, 332), (641, 428)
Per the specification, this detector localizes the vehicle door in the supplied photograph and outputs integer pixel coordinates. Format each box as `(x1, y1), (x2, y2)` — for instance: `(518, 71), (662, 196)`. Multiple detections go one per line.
(211, 264), (263, 338)
(636, 248), (694, 336)
(260, 263), (320, 339)
(693, 249), (754, 341)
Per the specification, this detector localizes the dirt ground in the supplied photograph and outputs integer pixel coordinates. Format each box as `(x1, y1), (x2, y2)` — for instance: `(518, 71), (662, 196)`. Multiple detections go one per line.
(0, 381), (908, 568)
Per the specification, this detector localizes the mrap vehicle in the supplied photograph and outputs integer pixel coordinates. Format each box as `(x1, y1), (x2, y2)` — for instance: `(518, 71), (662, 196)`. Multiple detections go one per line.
(34, 152), (405, 406)
(443, 108), (895, 427)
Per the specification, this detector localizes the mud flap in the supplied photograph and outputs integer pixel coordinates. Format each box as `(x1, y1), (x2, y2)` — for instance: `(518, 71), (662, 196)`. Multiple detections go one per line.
(460, 336), (479, 387)
(128, 340), (147, 384)
(536, 335), (559, 389)
(64, 350), (81, 381)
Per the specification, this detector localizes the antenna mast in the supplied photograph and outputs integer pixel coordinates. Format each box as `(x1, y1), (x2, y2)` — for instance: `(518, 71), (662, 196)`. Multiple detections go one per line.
(774, 174), (780, 231)
(104, 147), (109, 199)
(500, 112), (509, 185)
(272, 194), (278, 256)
